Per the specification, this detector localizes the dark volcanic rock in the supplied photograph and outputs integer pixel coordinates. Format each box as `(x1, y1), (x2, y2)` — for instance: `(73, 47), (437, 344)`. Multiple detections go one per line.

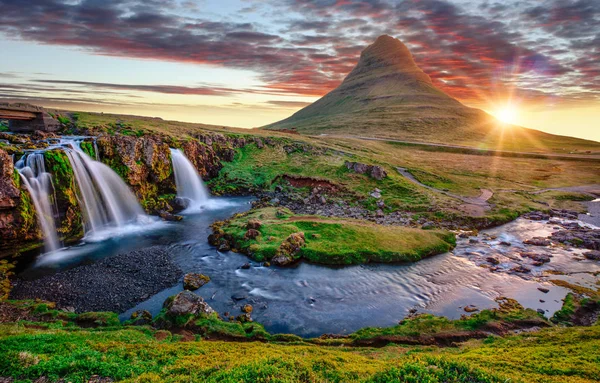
(183, 273), (210, 290)
(10, 246), (182, 313)
(584, 250), (600, 260)
(164, 290), (214, 317)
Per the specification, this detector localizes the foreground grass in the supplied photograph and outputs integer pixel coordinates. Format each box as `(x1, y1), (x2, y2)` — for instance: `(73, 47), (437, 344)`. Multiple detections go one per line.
(214, 207), (456, 265)
(1, 323), (599, 382)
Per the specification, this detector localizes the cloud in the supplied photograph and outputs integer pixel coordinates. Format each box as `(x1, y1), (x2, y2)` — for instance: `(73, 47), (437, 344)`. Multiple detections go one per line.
(0, 0), (597, 105)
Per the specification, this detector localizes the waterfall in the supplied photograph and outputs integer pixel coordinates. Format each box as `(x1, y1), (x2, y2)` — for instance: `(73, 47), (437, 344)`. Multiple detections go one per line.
(15, 153), (61, 252)
(61, 139), (147, 238)
(170, 148), (210, 211)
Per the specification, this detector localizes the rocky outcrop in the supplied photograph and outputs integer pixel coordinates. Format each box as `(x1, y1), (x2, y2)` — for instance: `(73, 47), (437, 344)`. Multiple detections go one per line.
(344, 161), (387, 180)
(0, 148), (40, 252)
(271, 232), (305, 266)
(164, 291), (215, 317)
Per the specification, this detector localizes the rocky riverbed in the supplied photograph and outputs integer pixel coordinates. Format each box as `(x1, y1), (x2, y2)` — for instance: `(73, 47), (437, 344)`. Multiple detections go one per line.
(10, 246), (182, 313)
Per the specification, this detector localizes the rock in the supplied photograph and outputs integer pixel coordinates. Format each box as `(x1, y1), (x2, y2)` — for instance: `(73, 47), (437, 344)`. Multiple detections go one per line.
(520, 252), (551, 264)
(511, 265), (531, 273)
(164, 291), (214, 317)
(231, 291), (248, 301)
(469, 238), (479, 244)
(464, 305), (478, 313)
(523, 237), (551, 246)
(183, 273), (210, 290)
(172, 197), (190, 211)
(245, 229), (260, 239)
(271, 232), (305, 266)
(236, 313), (252, 323)
(421, 222), (435, 230)
(344, 161), (387, 180)
(87, 376), (114, 383)
(254, 137), (264, 149)
(499, 241), (511, 246)
(263, 261), (271, 267)
(217, 240), (231, 252)
(240, 263), (251, 270)
(159, 211), (183, 221)
(241, 304), (253, 313)
(247, 219), (262, 230)
(583, 250), (600, 260)
(375, 209), (385, 218)
(370, 190), (382, 198)
(538, 287), (550, 293)
(130, 310), (152, 322)
(486, 257), (500, 265)
(376, 199), (385, 208)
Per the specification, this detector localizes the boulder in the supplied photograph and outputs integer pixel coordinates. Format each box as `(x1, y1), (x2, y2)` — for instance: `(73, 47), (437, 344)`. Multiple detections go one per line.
(245, 229), (260, 239)
(183, 273), (210, 290)
(164, 291), (214, 317)
(241, 304), (253, 313)
(344, 161), (387, 180)
(271, 232), (305, 266)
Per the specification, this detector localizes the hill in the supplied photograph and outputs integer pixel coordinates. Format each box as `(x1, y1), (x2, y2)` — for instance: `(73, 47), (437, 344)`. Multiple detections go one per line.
(263, 35), (600, 154)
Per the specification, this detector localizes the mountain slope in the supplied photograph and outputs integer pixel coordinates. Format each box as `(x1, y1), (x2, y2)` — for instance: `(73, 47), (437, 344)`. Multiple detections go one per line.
(263, 35), (600, 153)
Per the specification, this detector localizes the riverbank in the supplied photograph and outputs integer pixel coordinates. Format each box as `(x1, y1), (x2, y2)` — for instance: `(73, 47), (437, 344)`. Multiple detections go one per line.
(10, 247), (182, 313)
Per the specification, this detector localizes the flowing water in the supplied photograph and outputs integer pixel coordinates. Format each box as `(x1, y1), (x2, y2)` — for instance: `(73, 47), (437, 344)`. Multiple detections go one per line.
(170, 148), (210, 212)
(19, 196), (599, 337)
(15, 153), (61, 252)
(62, 139), (148, 240)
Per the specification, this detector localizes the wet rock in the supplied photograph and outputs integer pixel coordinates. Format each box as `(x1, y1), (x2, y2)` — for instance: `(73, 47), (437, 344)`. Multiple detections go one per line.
(520, 252), (551, 264)
(584, 250), (600, 260)
(511, 265), (531, 273)
(231, 291), (248, 301)
(499, 241), (511, 246)
(164, 291), (214, 317)
(523, 237), (551, 246)
(217, 240), (231, 252)
(172, 197), (190, 211)
(240, 263), (251, 270)
(525, 211), (550, 221)
(486, 257), (500, 265)
(236, 313), (252, 323)
(245, 229), (260, 239)
(551, 227), (600, 250)
(241, 304), (253, 313)
(183, 273), (210, 290)
(464, 305), (478, 313)
(263, 261), (271, 267)
(538, 287), (550, 293)
(159, 211), (183, 221)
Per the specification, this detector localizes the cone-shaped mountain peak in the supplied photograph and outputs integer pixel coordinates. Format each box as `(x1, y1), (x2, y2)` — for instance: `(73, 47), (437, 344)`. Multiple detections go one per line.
(348, 35), (432, 84)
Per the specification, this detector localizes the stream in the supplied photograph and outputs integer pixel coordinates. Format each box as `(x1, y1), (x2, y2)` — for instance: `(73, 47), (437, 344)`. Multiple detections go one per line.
(17, 197), (600, 337)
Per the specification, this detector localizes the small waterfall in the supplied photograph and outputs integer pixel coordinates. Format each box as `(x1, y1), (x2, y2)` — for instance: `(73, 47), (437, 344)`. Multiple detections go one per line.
(170, 148), (210, 211)
(15, 153), (61, 252)
(61, 139), (147, 238)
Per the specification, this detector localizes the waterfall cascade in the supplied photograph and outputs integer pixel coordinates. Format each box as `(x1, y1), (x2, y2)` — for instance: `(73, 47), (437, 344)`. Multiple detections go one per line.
(61, 138), (147, 238)
(15, 152), (61, 252)
(170, 148), (210, 212)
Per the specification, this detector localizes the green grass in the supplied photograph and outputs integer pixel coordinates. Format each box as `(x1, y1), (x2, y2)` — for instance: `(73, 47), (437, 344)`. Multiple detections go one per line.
(215, 207), (456, 265)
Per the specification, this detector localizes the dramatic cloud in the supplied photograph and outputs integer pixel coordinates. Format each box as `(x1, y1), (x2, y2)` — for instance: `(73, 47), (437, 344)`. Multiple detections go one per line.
(0, 0), (598, 105)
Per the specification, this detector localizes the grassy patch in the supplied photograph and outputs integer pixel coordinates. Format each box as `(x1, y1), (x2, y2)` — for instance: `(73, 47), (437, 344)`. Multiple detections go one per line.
(214, 207), (456, 265)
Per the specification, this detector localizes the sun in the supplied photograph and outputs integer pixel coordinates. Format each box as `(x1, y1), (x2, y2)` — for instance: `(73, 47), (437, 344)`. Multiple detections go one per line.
(495, 105), (518, 124)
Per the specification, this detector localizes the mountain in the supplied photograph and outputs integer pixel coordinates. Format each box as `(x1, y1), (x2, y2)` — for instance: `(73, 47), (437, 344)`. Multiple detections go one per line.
(263, 35), (600, 153)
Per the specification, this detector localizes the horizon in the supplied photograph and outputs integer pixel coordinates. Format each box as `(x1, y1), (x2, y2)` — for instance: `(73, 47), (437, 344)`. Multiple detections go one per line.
(1, 0), (599, 142)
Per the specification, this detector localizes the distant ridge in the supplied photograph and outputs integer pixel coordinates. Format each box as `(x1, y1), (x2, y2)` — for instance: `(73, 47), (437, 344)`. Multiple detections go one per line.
(263, 35), (600, 153)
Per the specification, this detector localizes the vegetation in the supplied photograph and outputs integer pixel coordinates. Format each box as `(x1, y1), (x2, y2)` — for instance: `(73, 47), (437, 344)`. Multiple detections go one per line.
(0, 297), (598, 383)
(212, 207), (455, 265)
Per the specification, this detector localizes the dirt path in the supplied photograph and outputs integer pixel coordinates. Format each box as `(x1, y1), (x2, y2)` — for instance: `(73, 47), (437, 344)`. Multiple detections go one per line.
(397, 167), (493, 217)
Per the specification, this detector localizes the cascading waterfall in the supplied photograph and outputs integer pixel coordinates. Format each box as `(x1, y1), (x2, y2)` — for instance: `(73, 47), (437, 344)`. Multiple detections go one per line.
(15, 152), (61, 252)
(170, 148), (210, 211)
(61, 138), (147, 239)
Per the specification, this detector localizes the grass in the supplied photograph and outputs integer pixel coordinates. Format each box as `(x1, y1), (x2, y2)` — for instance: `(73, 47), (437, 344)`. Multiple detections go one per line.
(214, 207), (456, 265)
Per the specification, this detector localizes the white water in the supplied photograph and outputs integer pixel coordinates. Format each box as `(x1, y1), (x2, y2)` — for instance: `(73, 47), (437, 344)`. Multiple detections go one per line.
(61, 139), (149, 240)
(15, 153), (61, 252)
(170, 148), (211, 212)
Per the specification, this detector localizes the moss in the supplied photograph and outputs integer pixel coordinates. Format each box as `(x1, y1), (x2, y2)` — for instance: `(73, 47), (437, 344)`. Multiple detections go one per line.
(79, 141), (96, 158)
(0, 260), (15, 300)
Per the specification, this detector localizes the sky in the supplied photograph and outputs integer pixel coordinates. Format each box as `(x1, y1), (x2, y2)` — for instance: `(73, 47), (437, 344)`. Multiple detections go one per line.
(0, 0), (598, 141)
